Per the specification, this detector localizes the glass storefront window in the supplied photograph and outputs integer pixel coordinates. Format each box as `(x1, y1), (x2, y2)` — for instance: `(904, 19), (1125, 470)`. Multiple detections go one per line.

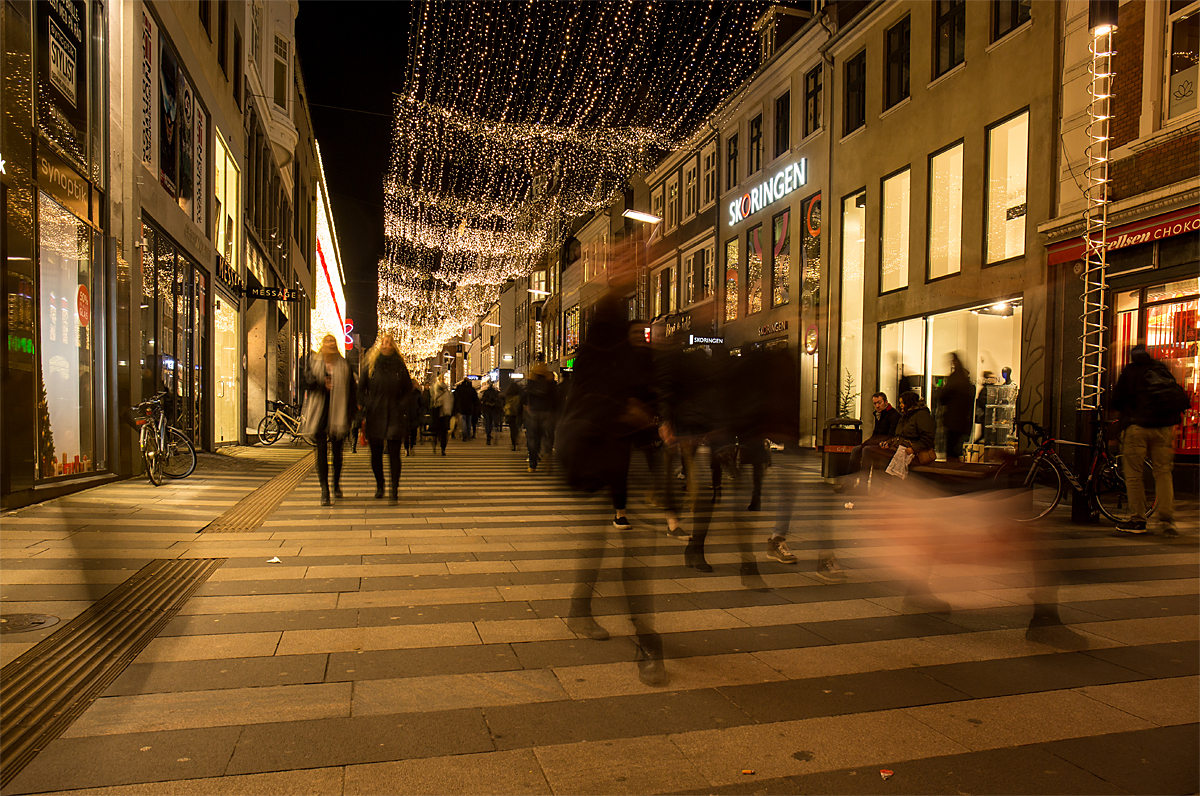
(1166, 5), (1198, 121)
(881, 169), (910, 292)
(37, 192), (95, 478)
(213, 292), (240, 443)
(986, 111), (1029, 264)
(929, 142), (963, 279)
(840, 191), (866, 419)
(878, 316), (926, 405)
(724, 238), (739, 321)
(747, 225), (763, 314)
(772, 210), (790, 307)
(214, 130), (240, 271)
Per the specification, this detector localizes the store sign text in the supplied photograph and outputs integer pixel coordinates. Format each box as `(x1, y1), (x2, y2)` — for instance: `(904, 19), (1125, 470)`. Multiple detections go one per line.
(248, 285), (300, 302)
(38, 148), (89, 221)
(729, 160), (807, 226)
(758, 320), (788, 337)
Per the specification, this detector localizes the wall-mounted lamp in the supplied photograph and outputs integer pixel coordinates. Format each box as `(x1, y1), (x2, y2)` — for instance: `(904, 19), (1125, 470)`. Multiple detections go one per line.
(1089, 0), (1118, 35)
(622, 209), (661, 224)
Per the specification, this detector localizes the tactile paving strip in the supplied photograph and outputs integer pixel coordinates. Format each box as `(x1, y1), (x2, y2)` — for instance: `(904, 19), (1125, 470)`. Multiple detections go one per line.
(0, 558), (226, 789)
(202, 451), (315, 532)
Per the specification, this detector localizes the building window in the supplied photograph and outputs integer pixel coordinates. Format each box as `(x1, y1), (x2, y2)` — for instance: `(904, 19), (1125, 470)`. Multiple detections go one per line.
(701, 244), (714, 300)
(747, 224), (764, 314)
(213, 129), (240, 273)
(1167, 2), (1199, 121)
(775, 92), (790, 157)
(845, 50), (867, 135)
(800, 193), (822, 327)
(841, 191), (867, 420)
(650, 186), (665, 240)
(233, 30), (243, 108)
(199, 0), (212, 37)
(885, 16), (911, 109)
(684, 252), (696, 306)
(771, 210), (790, 307)
(726, 133), (739, 189)
(273, 35), (289, 108)
(992, 0), (1031, 42)
(804, 64), (823, 137)
(985, 110), (1029, 264)
(684, 159), (699, 219)
(701, 141), (717, 207)
(929, 141), (964, 279)
(251, 2), (262, 65)
(934, 0), (966, 78)
(748, 114), (763, 174)
(654, 264), (677, 317)
(725, 238), (739, 321)
(217, 0), (228, 76)
(666, 175), (680, 231)
(881, 168), (911, 293)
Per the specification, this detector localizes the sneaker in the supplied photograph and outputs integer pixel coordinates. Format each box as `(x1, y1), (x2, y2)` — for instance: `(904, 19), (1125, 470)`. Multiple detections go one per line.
(613, 515), (633, 530)
(814, 555), (848, 584)
(665, 523), (690, 541)
(1116, 519), (1147, 534)
(1160, 524), (1179, 538)
(766, 537), (797, 564)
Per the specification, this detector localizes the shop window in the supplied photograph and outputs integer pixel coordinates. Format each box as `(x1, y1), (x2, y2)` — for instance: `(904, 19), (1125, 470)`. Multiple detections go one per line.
(992, 0), (1031, 42)
(775, 92), (790, 158)
(214, 293), (240, 443)
(1166, 2), (1199, 121)
(845, 51), (867, 135)
(840, 191), (866, 420)
(985, 110), (1029, 264)
(878, 316), (926, 408)
(214, 130), (240, 274)
(749, 114), (763, 174)
(684, 159), (699, 219)
(886, 16), (911, 110)
(725, 238), (740, 321)
(726, 133), (739, 190)
(928, 141), (964, 279)
(934, 0), (966, 78)
(37, 193), (96, 479)
(771, 210), (790, 307)
(701, 141), (718, 207)
(804, 64), (823, 137)
(800, 193), (822, 332)
(747, 225), (764, 314)
(881, 168), (911, 292)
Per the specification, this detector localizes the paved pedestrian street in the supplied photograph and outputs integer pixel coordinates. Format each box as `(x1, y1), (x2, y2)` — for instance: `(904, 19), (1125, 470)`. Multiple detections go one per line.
(1, 442), (1197, 795)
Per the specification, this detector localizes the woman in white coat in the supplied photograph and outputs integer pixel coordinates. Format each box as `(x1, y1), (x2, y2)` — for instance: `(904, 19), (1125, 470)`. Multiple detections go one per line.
(301, 334), (357, 505)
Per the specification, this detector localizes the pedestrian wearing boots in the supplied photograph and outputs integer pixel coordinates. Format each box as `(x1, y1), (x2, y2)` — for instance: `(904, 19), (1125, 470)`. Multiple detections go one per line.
(480, 380), (503, 444)
(301, 334), (357, 506)
(430, 376), (453, 455)
(359, 334), (414, 504)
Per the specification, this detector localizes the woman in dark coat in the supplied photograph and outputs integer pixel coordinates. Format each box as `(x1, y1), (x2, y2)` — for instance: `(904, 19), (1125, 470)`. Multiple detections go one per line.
(358, 333), (414, 503)
(938, 352), (974, 462)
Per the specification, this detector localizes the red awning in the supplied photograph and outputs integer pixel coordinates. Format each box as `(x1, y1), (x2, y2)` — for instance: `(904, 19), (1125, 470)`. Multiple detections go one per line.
(1047, 205), (1200, 266)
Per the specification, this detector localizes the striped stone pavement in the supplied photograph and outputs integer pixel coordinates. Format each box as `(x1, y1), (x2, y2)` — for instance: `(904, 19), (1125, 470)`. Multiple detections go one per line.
(1, 438), (1196, 795)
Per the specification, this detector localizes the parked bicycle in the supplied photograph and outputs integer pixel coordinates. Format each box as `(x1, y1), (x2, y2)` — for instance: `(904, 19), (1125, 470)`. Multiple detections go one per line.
(999, 419), (1155, 523)
(129, 392), (197, 485)
(257, 399), (312, 446)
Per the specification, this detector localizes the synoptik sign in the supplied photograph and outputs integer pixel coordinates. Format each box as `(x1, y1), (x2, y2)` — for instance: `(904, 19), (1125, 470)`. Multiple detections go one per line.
(728, 159), (807, 226)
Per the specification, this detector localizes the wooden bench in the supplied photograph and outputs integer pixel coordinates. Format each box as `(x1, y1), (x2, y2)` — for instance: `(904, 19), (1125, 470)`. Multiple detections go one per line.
(908, 461), (1006, 493)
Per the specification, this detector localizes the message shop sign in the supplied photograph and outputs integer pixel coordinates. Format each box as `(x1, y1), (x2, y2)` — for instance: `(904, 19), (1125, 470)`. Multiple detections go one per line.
(247, 285), (301, 303)
(728, 159), (807, 226)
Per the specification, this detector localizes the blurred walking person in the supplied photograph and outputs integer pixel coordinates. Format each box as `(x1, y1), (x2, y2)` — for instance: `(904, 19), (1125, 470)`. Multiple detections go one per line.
(301, 334), (357, 506)
(557, 292), (666, 686)
(938, 353), (974, 462)
(454, 378), (481, 441)
(359, 334), (414, 504)
(404, 383), (423, 455)
(430, 376), (453, 455)
(1112, 344), (1189, 535)
(523, 360), (558, 472)
(503, 380), (523, 450)
(480, 379), (503, 445)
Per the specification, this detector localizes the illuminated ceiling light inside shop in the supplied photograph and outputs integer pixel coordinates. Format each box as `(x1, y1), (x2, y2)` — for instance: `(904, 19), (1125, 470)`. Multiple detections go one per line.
(992, 302), (1007, 311)
(622, 209), (662, 224)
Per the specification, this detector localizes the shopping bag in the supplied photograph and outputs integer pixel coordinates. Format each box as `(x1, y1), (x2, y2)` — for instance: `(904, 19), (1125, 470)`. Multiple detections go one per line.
(885, 445), (914, 479)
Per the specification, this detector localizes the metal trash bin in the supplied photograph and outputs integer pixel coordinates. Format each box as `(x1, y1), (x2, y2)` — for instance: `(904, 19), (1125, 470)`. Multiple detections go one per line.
(822, 418), (863, 479)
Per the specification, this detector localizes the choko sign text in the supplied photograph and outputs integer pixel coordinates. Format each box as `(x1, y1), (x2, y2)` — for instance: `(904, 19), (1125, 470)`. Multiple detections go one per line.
(728, 160), (807, 226)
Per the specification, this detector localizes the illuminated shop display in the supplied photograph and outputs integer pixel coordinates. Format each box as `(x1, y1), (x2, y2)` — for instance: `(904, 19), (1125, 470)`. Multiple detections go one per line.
(311, 149), (347, 354)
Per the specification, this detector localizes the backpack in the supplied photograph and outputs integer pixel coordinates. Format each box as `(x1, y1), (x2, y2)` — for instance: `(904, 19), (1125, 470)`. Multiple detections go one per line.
(1144, 365), (1190, 413)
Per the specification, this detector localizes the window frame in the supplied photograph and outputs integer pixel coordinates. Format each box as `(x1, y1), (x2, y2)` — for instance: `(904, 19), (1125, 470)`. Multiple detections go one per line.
(1165, 1), (1200, 123)
(665, 173), (681, 233)
(991, 0), (1031, 43)
(748, 114), (764, 175)
(774, 91), (791, 158)
(803, 63), (823, 138)
(746, 223), (765, 315)
(217, 0), (229, 76)
(683, 156), (700, 221)
(273, 35), (289, 109)
(726, 133), (739, 190)
(770, 208), (791, 308)
(650, 185), (665, 241)
(934, 0), (967, 79)
(983, 107), (1030, 266)
(885, 15), (911, 110)
(926, 138), (965, 283)
(701, 140), (718, 209)
(724, 237), (740, 322)
(879, 165), (912, 295)
(844, 50), (867, 136)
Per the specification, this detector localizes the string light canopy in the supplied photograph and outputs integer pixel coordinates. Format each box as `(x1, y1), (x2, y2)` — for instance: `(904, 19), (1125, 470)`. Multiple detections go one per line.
(379, 0), (770, 359)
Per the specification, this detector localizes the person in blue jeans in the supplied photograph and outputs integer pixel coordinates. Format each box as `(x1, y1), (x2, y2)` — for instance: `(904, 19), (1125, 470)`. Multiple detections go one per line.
(522, 360), (557, 472)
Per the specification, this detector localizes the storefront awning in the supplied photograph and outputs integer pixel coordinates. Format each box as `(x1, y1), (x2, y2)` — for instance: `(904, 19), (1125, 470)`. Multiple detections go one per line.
(1046, 205), (1199, 266)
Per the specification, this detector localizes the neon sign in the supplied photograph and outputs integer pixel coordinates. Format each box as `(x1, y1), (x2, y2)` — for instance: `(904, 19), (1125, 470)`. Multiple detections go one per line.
(728, 159), (807, 226)
(344, 318), (354, 350)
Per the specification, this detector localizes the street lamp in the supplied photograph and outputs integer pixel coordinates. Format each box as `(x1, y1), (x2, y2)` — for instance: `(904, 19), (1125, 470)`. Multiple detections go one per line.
(622, 209), (662, 224)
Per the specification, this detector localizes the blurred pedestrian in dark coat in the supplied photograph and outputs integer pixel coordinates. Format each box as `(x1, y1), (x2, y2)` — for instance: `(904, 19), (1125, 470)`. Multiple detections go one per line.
(359, 333), (413, 503)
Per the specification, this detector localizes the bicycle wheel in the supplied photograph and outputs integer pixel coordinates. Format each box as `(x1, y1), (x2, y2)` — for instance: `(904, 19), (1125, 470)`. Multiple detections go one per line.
(258, 415), (282, 445)
(162, 428), (197, 479)
(1093, 456), (1157, 523)
(1005, 455), (1063, 522)
(143, 431), (164, 487)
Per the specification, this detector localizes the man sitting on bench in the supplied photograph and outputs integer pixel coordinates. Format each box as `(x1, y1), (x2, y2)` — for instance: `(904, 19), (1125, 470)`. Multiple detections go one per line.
(841, 392), (901, 491)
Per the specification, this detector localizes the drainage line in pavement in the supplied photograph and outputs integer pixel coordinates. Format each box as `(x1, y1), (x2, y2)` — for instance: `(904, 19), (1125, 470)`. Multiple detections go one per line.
(201, 451), (315, 533)
(0, 557), (226, 790)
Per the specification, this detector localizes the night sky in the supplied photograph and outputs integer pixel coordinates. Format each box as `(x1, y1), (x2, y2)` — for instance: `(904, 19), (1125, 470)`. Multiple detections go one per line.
(295, 1), (414, 346)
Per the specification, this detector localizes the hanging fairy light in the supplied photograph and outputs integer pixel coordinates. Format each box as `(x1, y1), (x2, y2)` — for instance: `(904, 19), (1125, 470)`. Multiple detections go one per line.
(380, 0), (768, 357)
